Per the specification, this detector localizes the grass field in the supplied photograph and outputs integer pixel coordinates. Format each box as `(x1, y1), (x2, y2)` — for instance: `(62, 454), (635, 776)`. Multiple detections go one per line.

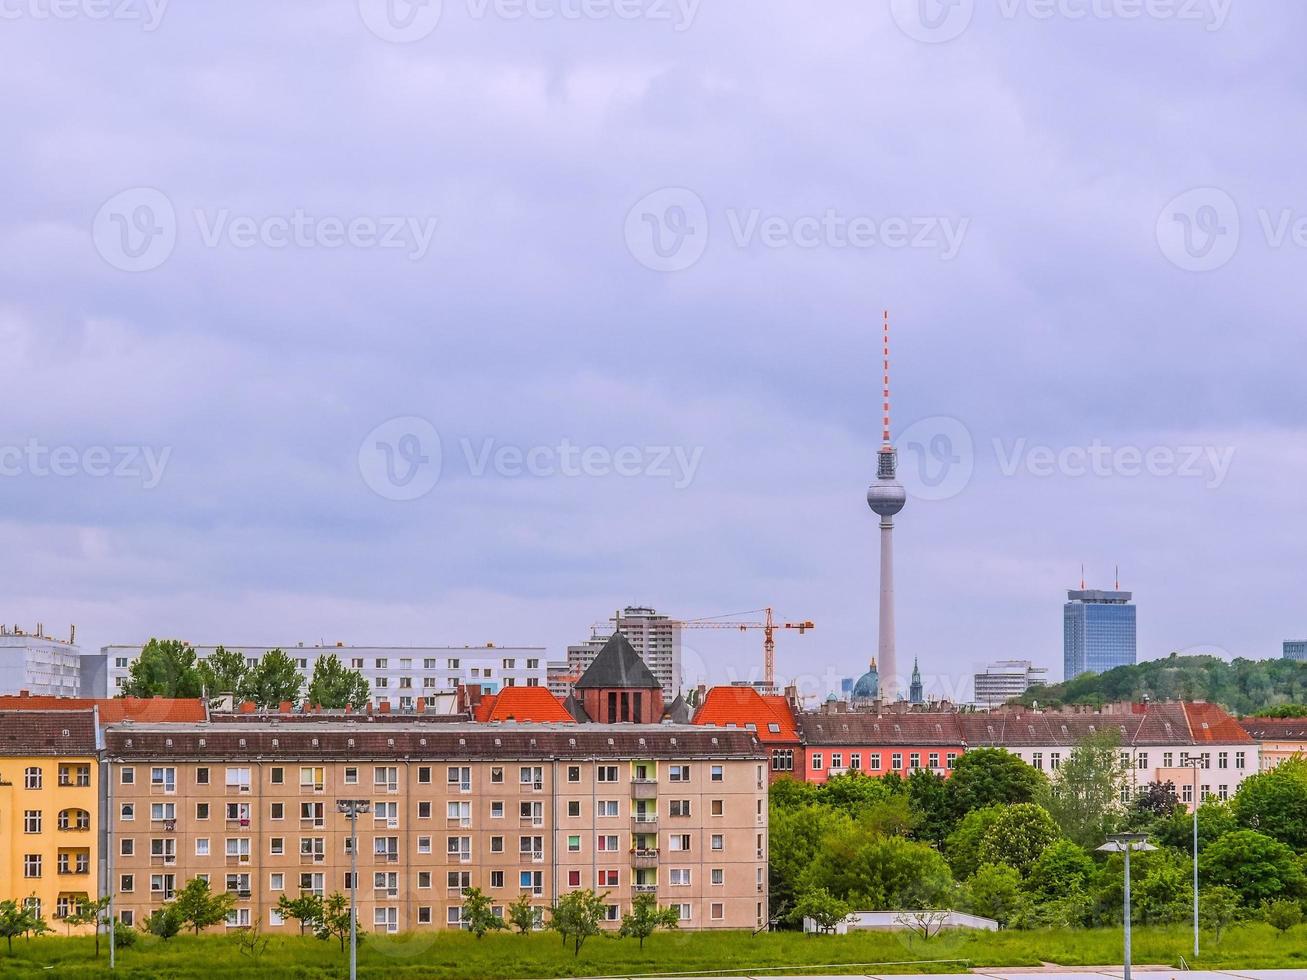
(0, 922), (1303, 978)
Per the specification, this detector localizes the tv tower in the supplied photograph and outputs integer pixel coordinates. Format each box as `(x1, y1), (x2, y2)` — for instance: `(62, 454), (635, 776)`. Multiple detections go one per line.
(866, 310), (907, 702)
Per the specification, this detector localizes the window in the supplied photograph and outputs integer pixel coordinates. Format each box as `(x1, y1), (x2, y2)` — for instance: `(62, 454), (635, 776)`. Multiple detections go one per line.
(710, 799), (724, 817)
(1137, 753), (1149, 769)
(344, 767), (358, 785)
(710, 834), (723, 851)
(1218, 784), (1229, 800)
(670, 868), (691, 886)
(711, 868), (724, 885)
(120, 874), (134, 893)
(299, 767), (324, 792)
(120, 910), (134, 927)
(225, 767), (251, 792)
(269, 767), (283, 784)
(567, 801), (580, 817)
(23, 767), (42, 789)
(121, 803), (135, 821)
(1032, 752), (1043, 770)
(599, 869), (619, 887)
(195, 766), (210, 785)
(418, 907), (432, 925)
(929, 753), (940, 769)
(567, 766), (581, 782)
(491, 836), (504, 853)
(1218, 751), (1228, 769)
(711, 902), (724, 920)
(1163, 752), (1174, 768)
(417, 836), (432, 854)
(490, 871), (504, 888)
(195, 837), (211, 857)
(1182, 783), (1194, 803)
(669, 834), (691, 852)
(375, 766), (399, 791)
(711, 765), (723, 782)
(1050, 752), (1061, 770)
(870, 753), (882, 770)
(669, 765), (691, 782)
(568, 835), (581, 852)
(810, 753), (823, 771)
(121, 838), (135, 856)
(568, 869), (581, 887)
(417, 766), (432, 784)
(270, 838), (285, 856)
(196, 802), (210, 820)
(947, 753), (958, 769)
(1235, 752), (1246, 769)
(23, 854), (41, 877)
(831, 753), (843, 769)
(121, 767), (135, 785)
(490, 766), (504, 783)
(675, 904), (691, 921)
(669, 800), (691, 817)
(597, 766), (618, 782)
(23, 811), (41, 834)
(596, 800), (618, 817)
(596, 835), (619, 852)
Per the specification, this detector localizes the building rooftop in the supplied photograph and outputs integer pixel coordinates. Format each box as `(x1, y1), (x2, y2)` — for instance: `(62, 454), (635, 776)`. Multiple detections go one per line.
(692, 686), (799, 743)
(1239, 717), (1307, 740)
(574, 632), (661, 690)
(0, 693), (207, 723)
(0, 709), (98, 755)
(472, 686), (574, 724)
(798, 712), (964, 746)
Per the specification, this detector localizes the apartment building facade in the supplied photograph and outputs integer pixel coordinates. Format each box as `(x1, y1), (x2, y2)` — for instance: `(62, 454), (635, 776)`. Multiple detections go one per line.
(0, 710), (99, 928)
(796, 711), (965, 783)
(567, 608), (683, 701)
(103, 723), (768, 934)
(0, 628), (84, 697)
(98, 645), (548, 705)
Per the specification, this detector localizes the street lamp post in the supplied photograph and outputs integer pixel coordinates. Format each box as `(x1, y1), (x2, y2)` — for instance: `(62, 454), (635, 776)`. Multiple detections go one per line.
(337, 799), (371, 980)
(1184, 756), (1202, 960)
(1098, 832), (1157, 980)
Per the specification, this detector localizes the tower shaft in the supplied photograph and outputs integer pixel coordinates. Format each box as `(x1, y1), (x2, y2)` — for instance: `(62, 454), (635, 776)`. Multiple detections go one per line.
(878, 512), (897, 701)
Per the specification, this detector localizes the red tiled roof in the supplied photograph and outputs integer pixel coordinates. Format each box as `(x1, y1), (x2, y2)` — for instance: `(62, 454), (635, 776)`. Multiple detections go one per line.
(798, 712), (964, 746)
(691, 687), (798, 743)
(0, 694), (207, 724)
(0, 709), (98, 755)
(473, 687), (574, 724)
(1240, 717), (1307, 740)
(1183, 702), (1255, 744)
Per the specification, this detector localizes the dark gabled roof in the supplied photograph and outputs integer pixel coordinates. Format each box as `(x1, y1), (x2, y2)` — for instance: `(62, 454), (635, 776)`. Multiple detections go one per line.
(1237, 717), (1307, 740)
(574, 632), (660, 690)
(0, 709), (98, 755)
(664, 693), (691, 724)
(562, 693), (590, 724)
(103, 722), (763, 761)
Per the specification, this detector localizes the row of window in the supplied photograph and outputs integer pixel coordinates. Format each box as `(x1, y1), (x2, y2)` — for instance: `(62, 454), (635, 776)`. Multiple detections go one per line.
(20, 851), (91, 877)
(1028, 750), (1247, 771)
(14, 764), (92, 789)
(133, 762), (726, 793)
(112, 656), (542, 672)
(808, 751), (958, 772)
(20, 809), (92, 832)
(119, 831), (751, 860)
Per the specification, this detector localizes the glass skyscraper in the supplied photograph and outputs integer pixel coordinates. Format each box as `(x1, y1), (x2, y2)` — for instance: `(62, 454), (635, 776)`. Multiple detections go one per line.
(1063, 589), (1136, 679)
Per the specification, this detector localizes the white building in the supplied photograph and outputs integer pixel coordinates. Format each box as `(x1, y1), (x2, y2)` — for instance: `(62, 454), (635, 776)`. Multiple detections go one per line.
(972, 659), (1049, 707)
(98, 643), (547, 707)
(0, 626), (83, 696)
(566, 606), (682, 700)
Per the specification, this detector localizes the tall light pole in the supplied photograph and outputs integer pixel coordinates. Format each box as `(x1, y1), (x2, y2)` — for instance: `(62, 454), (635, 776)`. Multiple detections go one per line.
(1098, 832), (1157, 980)
(1184, 756), (1202, 960)
(337, 799), (371, 980)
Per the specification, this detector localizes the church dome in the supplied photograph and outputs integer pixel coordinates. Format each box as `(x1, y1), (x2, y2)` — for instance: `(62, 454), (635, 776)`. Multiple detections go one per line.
(852, 659), (879, 699)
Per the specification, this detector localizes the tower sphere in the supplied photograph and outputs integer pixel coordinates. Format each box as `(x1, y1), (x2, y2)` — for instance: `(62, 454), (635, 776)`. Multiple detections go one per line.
(867, 480), (906, 517)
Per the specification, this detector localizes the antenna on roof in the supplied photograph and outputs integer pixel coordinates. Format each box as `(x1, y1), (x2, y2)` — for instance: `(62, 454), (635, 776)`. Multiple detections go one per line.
(1115, 564), (1119, 590)
(1080, 563), (1085, 590)
(882, 310), (892, 446)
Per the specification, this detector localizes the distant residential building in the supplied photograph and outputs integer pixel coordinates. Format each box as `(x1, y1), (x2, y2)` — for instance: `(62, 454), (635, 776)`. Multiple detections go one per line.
(545, 660), (576, 699)
(567, 607), (682, 701)
(1064, 589), (1136, 679)
(1239, 716), (1307, 770)
(692, 685), (802, 782)
(973, 660), (1050, 708)
(796, 708), (964, 784)
(1283, 640), (1307, 661)
(98, 644), (546, 706)
(0, 627), (83, 697)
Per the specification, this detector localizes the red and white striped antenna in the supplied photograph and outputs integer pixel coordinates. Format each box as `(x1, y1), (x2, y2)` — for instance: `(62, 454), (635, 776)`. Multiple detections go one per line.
(882, 310), (892, 447)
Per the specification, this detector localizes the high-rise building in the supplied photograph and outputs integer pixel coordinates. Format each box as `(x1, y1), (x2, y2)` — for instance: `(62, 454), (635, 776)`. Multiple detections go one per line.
(98, 644), (547, 705)
(866, 312), (907, 701)
(972, 660), (1050, 707)
(567, 607), (682, 700)
(1063, 589), (1136, 679)
(0, 626), (83, 696)
(1284, 640), (1307, 661)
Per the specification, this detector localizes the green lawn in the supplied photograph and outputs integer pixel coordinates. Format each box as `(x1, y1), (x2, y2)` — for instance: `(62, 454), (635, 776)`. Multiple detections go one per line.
(0, 922), (1303, 978)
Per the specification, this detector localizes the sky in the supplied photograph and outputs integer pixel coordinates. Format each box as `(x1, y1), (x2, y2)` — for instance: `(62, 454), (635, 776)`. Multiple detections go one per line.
(2, 0), (1304, 703)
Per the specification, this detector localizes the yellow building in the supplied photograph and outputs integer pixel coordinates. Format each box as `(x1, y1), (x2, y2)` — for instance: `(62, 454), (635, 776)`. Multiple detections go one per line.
(0, 709), (99, 927)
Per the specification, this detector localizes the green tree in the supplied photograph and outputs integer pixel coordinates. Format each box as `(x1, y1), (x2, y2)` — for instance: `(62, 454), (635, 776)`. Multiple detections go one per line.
(1028, 839), (1095, 901)
(820, 771), (904, 815)
(120, 639), (203, 698)
(768, 776), (819, 809)
(618, 892), (680, 948)
(506, 893), (537, 935)
(174, 875), (237, 934)
(232, 916), (270, 962)
(1154, 799), (1237, 852)
(804, 829), (953, 909)
(275, 894), (324, 936)
(1232, 758), (1307, 850)
(0, 900), (37, 954)
(305, 653), (371, 709)
(315, 893), (362, 953)
(947, 748), (1046, 817)
(790, 887), (852, 934)
(1131, 780), (1180, 819)
(769, 803), (853, 915)
(1201, 830), (1307, 905)
(63, 895), (112, 956)
(1253, 704), (1307, 718)
(976, 803), (1060, 878)
(962, 863), (1026, 927)
(238, 649), (304, 708)
(1199, 886), (1241, 943)
(1264, 898), (1304, 933)
(547, 888), (607, 956)
(460, 887), (504, 938)
(945, 805), (1004, 880)
(1040, 732), (1127, 848)
(197, 646), (248, 700)
(1133, 849), (1190, 924)
(145, 904), (183, 940)
(907, 768), (955, 846)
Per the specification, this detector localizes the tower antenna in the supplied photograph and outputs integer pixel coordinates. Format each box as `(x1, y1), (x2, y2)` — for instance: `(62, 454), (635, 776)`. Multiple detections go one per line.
(1115, 564), (1119, 591)
(1080, 563), (1085, 590)
(882, 310), (892, 446)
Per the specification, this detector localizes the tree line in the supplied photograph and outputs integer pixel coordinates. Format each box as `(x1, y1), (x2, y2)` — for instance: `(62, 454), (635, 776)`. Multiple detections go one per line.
(771, 737), (1307, 936)
(1014, 652), (1307, 715)
(120, 639), (370, 709)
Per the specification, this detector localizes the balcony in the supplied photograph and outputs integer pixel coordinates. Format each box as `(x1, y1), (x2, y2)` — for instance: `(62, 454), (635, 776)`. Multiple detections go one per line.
(57, 866), (91, 877)
(631, 814), (659, 830)
(299, 853), (326, 865)
(225, 855), (252, 866)
(519, 816), (544, 828)
(376, 852), (400, 863)
(150, 855), (178, 866)
(447, 852), (472, 865)
(630, 779), (658, 800)
(631, 848), (659, 869)
(632, 883), (658, 895)
(446, 886), (470, 899)
(518, 850), (544, 864)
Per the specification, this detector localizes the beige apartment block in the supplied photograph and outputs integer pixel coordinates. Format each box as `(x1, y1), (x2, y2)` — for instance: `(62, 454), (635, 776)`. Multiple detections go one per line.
(102, 723), (768, 935)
